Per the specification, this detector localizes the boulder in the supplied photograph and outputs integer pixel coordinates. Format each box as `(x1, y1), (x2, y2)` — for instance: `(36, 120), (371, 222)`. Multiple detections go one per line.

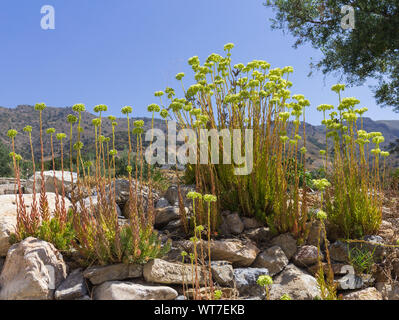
(0, 184), (20, 195)
(193, 239), (260, 267)
(55, 269), (87, 300)
(375, 282), (399, 300)
(26, 171), (77, 194)
(244, 227), (274, 243)
(343, 287), (383, 300)
(93, 281), (178, 300)
(143, 259), (206, 285)
(0, 237), (67, 300)
(329, 241), (350, 263)
(252, 246), (288, 276)
(219, 212), (244, 236)
(83, 263), (143, 285)
(269, 264), (320, 300)
(154, 206), (180, 228)
(242, 217), (263, 230)
(233, 268), (269, 298)
(306, 220), (324, 247)
(76, 196), (122, 217)
(156, 197), (170, 208)
(164, 185), (195, 207)
(108, 179), (159, 207)
(293, 245), (321, 267)
(0, 193), (72, 256)
(271, 233), (297, 259)
(211, 261), (234, 287)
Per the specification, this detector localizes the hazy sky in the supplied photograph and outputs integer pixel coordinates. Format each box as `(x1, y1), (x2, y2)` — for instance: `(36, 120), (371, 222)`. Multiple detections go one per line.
(1, 0), (398, 124)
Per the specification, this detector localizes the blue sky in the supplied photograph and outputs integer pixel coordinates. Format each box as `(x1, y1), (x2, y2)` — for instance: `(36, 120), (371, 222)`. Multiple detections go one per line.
(0, 0), (398, 124)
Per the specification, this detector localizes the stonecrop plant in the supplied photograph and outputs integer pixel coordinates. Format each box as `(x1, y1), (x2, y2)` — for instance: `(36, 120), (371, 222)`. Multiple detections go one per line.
(318, 85), (387, 239)
(152, 43), (311, 236)
(8, 102), (170, 265)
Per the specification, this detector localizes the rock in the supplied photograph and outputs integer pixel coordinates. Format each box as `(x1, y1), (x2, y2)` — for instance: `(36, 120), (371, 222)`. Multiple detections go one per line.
(185, 287), (238, 300)
(242, 217), (263, 230)
(109, 179), (159, 207)
(375, 282), (399, 300)
(329, 241), (350, 263)
(26, 171), (77, 194)
(233, 268), (269, 298)
(77, 196), (122, 217)
(55, 269), (87, 300)
(193, 239), (260, 267)
(0, 193), (72, 256)
(245, 227), (274, 243)
(306, 221), (324, 247)
(362, 235), (386, 263)
(211, 261), (234, 287)
(269, 264), (320, 300)
(83, 263), (143, 285)
(219, 212), (244, 236)
(342, 287), (382, 300)
(0, 237), (67, 300)
(293, 245), (321, 267)
(307, 262), (348, 277)
(143, 259), (206, 285)
(93, 281), (178, 300)
(164, 184), (195, 207)
(163, 219), (184, 234)
(154, 206), (180, 227)
(329, 237), (385, 264)
(156, 197), (170, 208)
(271, 233), (297, 260)
(0, 184), (20, 195)
(252, 246), (288, 276)
(379, 220), (394, 240)
(392, 258), (399, 278)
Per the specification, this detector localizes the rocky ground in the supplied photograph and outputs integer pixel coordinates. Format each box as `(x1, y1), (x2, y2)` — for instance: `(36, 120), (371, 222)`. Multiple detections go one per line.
(0, 172), (398, 300)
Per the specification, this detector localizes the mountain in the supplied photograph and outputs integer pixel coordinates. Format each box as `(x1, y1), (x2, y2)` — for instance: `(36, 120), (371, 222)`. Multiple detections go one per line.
(0, 105), (398, 169)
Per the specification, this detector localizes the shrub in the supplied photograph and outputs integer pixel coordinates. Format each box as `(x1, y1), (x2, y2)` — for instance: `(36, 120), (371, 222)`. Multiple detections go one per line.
(153, 43), (310, 237)
(9, 103), (170, 265)
(318, 85), (385, 238)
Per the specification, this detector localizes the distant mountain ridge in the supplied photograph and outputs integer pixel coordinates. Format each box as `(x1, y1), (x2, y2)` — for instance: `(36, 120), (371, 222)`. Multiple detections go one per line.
(0, 105), (398, 169)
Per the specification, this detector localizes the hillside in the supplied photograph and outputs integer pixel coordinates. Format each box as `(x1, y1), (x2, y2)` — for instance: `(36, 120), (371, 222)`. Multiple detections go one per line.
(1, 105), (398, 169)
(0, 105), (166, 160)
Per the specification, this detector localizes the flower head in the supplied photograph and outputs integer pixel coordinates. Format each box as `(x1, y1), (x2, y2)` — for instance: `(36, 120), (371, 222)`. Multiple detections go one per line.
(147, 104), (160, 113)
(93, 104), (107, 113)
(72, 103), (85, 112)
(175, 72), (185, 81)
(56, 133), (66, 140)
(34, 103), (46, 111)
(257, 275), (273, 287)
(316, 210), (327, 221)
(187, 191), (202, 200)
(203, 194), (217, 202)
(23, 126), (32, 133)
(92, 118), (101, 127)
(134, 120), (144, 128)
(67, 114), (78, 123)
(224, 43), (235, 51)
(121, 106), (132, 115)
(7, 129), (18, 138)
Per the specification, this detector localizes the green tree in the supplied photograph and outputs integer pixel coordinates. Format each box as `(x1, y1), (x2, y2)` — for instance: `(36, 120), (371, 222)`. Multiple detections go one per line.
(265, 0), (399, 110)
(0, 140), (12, 176)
